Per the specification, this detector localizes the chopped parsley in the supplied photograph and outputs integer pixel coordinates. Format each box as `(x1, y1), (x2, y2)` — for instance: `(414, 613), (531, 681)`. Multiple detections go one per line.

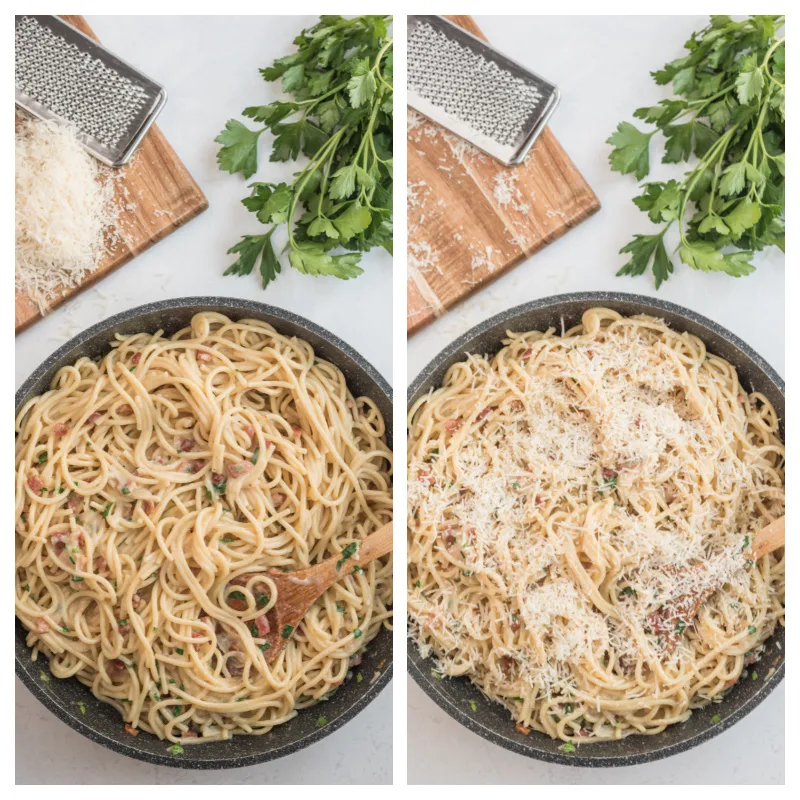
(39, 670), (51, 683)
(336, 541), (359, 571)
(414, 580), (421, 588)
(620, 586), (637, 597)
(336, 602), (345, 613)
(102, 502), (113, 518)
(257, 592), (269, 607)
(77, 701), (86, 715)
(712, 714), (721, 724)
(71, 576), (84, 582)
(356, 672), (364, 683)
(353, 565), (364, 574)
(431, 669), (442, 680)
(512, 482), (520, 490)
(228, 590), (246, 601)
(23, 584), (30, 592)
(316, 716), (328, 727)
(260, 642), (271, 651)
(281, 624), (295, 639)
(675, 619), (687, 635)
(167, 744), (184, 756)
(747, 625), (757, 635)
(251, 447), (260, 464)
(752, 670), (758, 680)
(742, 534), (752, 552)
(468, 700), (477, 712)
(353, 628), (362, 638)
(559, 742), (576, 754)
(221, 536), (236, 543)
(175, 648), (185, 656)
(37, 452), (48, 463)
(121, 487), (131, 495)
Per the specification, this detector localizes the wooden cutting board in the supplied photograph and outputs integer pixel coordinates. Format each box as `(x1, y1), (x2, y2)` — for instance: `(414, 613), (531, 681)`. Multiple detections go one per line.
(407, 15), (600, 335)
(15, 15), (208, 334)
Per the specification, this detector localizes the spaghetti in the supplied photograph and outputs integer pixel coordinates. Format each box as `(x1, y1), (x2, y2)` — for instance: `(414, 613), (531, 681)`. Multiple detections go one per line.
(407, 308), (784, 742)
(16, 312), (392, 743)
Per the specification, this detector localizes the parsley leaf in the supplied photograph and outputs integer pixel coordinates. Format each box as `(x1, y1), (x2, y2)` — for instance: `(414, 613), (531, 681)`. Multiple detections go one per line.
(216, 16), (393, 288)
(609, 15), (785, 286)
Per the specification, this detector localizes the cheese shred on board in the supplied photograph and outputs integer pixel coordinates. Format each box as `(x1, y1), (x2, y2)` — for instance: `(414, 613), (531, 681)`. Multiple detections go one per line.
(15, 116), (122, 313)
(407, 308), (785, 743)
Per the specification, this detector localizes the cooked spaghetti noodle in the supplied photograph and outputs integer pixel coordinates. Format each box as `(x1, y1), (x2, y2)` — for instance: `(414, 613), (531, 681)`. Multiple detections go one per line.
(16, 312), (392, 743)
(408, 308), (784, 742)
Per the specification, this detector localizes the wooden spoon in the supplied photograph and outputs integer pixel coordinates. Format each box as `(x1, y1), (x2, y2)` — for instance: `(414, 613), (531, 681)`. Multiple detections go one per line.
(650, 516), (785, 651)
(235, 521), (393, 664)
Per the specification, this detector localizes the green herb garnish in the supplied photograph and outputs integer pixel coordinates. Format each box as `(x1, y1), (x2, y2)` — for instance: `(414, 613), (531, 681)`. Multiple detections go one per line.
(40, 670), (51, 683)
(102, 502), (113, 518)
(281, 624), (295, 639)
(747, 625), (757, 634)
(356, 672), (363, 683)
(175, 648), (185, 656)
(608, 15), (785, 287)
(77, 701), (86, 715)
(712, 713), (721, 723)
(336, 541), (359, 571)
(316, 716), (328, 727)
(168, 744), (184, 756)
(620, 586), (637, 597)
(468, 700), (478, 712)
(215, 15), (393, 289)
(251, 447), (260, 464)
(353, 628), (362, 638)
(559, 742), (576, 754)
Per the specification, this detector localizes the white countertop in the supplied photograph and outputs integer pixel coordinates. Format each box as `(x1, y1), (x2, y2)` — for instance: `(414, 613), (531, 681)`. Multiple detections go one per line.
(15, 15), (391, 785)
(408, 15), (784, 785)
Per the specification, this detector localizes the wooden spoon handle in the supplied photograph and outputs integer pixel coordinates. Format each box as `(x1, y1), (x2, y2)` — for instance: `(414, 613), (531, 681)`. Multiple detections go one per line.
(289, 521), (393, 594)
(749, 515), (784, 560)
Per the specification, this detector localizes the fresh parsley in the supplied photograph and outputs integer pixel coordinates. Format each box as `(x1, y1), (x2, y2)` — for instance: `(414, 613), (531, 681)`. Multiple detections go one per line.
(216, 15), (393, 288)
(608, 16), (785, 287)
(336, 541), (359, 571)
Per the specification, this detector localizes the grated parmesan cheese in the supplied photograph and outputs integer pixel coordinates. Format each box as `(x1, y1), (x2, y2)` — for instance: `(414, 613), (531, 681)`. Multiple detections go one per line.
(15, 116), (122, 312)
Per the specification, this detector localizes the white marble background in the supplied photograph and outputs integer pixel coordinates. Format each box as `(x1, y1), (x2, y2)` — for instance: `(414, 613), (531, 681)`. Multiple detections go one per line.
(15, 15), (391, 785)
(407, 15), (784, 785)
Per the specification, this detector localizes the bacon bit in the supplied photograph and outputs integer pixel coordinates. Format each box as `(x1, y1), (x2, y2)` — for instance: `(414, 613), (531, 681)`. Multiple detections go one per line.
(534, 495), (544, 507)
(35, 617), (49, 634)
(131, 353), (141, 366)
(179, 438), (195, 451)
(88, 411), (103, 425)
(499, 656), (515, 676)
(738, 394), (747, 405)
(67, 492), (82, 511)
(577, 728), (590, 738)
(244, 425), (255, 440)
(291, 425), (302, 437)
(520, 348), (533, 363)
(143, 499), (155, 515)
(27, 474), (43, 492)
(475, 406), (495, 422)
(349, 653), (363, 667)
(270, 491), (286, 507)
(515, 722), (531, 735)
(182, 730), (199, 738)
(131, 594), (142, 610)
(417, 470), (435, 488)
(123, 723), (139, 736)
(211, 472), (226, 486)
(227, 655), (244, 676)
(226, 461), (252, 479)
(107, 658), (127, 678)
(254, 615), (271, 637)
(586, 349), (595, 360)
(602, 467), (618, 480)
(443, 533), (456, 547)
(196, 351), (212, 363)
(53, 422), (69, 437)
(444, 418), (462, 433)
(118, 404), (134, 417)
(744, 651), (759, 667)
(346, 399), (354, 409)
(181, 459), (206, 474)
(95, 557), (107, 573)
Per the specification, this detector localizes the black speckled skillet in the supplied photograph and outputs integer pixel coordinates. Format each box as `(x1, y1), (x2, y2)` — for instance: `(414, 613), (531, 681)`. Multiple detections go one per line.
(15, 297), (393, 770)
(407, 291), (784, 768)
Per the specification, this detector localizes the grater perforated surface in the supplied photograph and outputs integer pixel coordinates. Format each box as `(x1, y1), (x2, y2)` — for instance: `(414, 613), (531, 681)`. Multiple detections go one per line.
(407, 16), (559, 165)
(14, 15), (166, 166)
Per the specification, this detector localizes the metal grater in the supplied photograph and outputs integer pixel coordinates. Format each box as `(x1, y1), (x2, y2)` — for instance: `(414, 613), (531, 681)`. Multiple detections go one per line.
(407, 16), (560, 166)
(15, 15), (167, 166)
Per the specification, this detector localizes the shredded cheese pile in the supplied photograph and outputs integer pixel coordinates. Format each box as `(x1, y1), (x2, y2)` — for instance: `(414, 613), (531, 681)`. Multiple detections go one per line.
(408, 308), (785, 742)
(15, 116), (121, 312)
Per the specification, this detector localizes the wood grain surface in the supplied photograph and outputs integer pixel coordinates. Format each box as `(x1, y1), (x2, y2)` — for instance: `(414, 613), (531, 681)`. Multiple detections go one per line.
(407, 15), (600, 335)
(15, 15), (208, 333)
